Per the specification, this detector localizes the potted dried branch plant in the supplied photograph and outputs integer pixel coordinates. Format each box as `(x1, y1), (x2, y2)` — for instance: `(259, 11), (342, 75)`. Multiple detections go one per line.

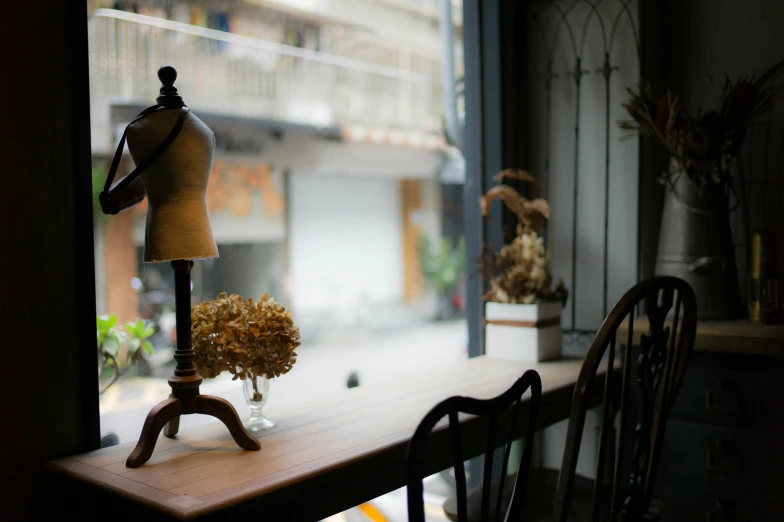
(192, 292), (300, 431)
(619, 59), (784, 319)
(478, 169), (568, 362)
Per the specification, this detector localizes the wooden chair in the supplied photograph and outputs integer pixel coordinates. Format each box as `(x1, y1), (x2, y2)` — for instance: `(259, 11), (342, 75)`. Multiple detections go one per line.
(443, 276), (698, 522)
(406, 369), (543, 522)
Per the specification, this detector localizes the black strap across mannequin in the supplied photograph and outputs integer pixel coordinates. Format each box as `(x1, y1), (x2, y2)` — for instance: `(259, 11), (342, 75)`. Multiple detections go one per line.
(99, 103), (190, 215)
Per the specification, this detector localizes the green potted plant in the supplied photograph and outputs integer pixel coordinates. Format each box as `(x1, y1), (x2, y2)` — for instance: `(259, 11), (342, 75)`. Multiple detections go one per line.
(97, 314), (156, 394)
(418, 233), (466, 320)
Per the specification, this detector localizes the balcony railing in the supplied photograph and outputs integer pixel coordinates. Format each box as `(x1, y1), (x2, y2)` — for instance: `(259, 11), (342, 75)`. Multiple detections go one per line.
(88, 9), (438, 132)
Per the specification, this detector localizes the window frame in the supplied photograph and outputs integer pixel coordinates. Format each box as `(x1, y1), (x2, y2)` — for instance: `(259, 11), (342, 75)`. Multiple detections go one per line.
(71, 0), (510, 450)
(463, 0), (527, 359)
(75, 0), (102, 453)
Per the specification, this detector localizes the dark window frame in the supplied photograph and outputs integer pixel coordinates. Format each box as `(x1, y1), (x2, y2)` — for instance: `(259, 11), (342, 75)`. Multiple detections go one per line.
(66, 0), (511, 450)
(463, 0), (528, 359)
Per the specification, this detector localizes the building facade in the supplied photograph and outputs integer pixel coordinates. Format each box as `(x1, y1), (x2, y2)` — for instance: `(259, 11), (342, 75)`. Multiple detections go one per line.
(88, 0), (466, 345)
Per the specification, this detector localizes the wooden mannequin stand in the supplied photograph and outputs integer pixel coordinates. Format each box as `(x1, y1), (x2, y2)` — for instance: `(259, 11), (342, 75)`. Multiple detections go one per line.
(126, 260), (261, 468)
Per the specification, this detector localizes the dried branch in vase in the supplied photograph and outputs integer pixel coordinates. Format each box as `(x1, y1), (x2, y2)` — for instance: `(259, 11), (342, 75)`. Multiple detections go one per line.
(192, 292), (300, 380)
(619, 58), (784, 186)
(477, 170), (568, 305)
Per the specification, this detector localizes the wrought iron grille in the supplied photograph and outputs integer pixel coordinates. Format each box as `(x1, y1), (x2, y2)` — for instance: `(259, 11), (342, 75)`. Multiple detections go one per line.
(526, 0), (641, 351)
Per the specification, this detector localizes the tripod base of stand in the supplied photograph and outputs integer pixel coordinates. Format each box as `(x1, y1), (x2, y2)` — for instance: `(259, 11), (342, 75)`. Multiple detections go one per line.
(125, 259), (260, 469)
(126, 393), (261, 468)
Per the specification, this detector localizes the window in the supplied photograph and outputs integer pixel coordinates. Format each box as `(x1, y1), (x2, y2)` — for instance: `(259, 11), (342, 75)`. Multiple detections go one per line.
(89, 0), (466, 518)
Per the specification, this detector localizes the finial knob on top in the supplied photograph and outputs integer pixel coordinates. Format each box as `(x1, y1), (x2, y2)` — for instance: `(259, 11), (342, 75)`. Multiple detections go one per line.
(158, 65), (177, 87)
(156, 65), (184, 106)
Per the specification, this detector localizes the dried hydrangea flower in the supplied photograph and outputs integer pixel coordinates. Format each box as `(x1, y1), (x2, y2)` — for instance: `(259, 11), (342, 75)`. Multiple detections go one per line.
(192, 292), (300, 381)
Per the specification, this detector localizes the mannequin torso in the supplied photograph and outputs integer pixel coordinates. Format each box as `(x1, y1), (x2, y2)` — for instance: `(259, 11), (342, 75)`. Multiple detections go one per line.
(127, 109), (219, 262)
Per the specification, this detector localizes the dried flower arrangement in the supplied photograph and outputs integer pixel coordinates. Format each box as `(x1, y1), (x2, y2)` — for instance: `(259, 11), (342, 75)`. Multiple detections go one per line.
(619, 59), (784, 186)
(477, 169), (568, 305)
(192, 292), (300, 381)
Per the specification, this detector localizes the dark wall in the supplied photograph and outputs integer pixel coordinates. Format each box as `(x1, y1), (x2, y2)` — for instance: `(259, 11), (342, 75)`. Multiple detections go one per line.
(0, 4), (99, 520)
(644, 0), (784, 296)
(637, 0), (671, 281)
(663, 0), (784, 111)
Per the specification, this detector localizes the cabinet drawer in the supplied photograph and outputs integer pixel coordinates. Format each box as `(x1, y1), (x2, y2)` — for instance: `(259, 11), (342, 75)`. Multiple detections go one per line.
(658, 420), (784, 494)
(672, 357), (784, 431)
(672, 364), (744, 425)
(654, 479), (784, 521)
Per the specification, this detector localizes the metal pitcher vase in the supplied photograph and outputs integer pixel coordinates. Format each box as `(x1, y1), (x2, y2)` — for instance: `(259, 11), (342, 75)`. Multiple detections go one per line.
(654, 158), (742, 319)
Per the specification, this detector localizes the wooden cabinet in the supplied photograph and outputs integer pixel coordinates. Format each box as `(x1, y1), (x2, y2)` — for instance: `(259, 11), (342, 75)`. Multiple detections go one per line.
(659, 419), (784, 493)
(653, 479), (784, 522)
(648, 321), (784, 521)
(619, 319), (784, 520)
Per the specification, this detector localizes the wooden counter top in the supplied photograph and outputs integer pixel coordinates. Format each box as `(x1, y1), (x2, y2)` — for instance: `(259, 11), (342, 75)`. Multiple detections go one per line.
(618, 317), (784, 357)
(47, 355), (605, 521)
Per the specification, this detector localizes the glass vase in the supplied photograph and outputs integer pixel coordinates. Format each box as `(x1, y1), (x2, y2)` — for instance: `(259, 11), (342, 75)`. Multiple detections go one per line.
(242, 371), (276, 431)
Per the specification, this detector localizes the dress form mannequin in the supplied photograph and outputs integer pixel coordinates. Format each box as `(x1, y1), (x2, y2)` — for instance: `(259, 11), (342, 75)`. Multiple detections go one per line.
(126, 95), (219, 262)
(100, 66), (260, 468)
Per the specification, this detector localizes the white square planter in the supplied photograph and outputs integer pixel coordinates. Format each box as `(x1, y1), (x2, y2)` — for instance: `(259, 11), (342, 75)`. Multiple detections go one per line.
(484, 301), (563, 362)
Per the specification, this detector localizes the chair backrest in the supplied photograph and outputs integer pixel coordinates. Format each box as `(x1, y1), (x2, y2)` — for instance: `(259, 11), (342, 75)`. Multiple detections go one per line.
(406, 369), (542, 522)
(552, 276), (697, 522)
